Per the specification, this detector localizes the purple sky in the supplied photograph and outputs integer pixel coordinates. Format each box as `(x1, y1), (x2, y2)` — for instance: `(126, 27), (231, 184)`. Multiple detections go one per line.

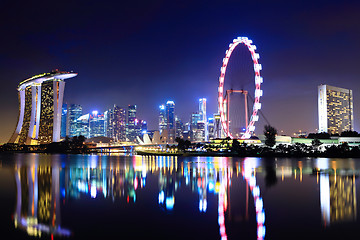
(0, 0), (360, 143)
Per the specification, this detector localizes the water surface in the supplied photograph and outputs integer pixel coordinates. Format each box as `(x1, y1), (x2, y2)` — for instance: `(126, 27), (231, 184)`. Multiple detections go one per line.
(0, 153), (359, 239)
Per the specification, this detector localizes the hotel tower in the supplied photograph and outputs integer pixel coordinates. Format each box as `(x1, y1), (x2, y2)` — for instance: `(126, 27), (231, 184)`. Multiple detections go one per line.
(318, 84), (353, 134)
(9, 70), (77, 145)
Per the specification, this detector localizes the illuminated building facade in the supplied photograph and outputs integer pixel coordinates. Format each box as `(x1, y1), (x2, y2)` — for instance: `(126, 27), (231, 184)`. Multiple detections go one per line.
(208, 117), (215, 139)
(318, 84), (354, 134)
(127, 105), (137, 141)
(89, 111), (106, 138)
(190, 112), (201, 141)
(175, 116), (184, 138)
(9, 70), (77, 145)
(213, 113), (222, 138)
(199, 98), (208, 140)
(166, 101), (175, 142)
(195, 121), (206, 142)
(107, 105), (126, 142)
(67, 104), (82, 137)
(158, 101), (175, 143)
(159, 104), (167, 133)
(76, 114), (90, 138)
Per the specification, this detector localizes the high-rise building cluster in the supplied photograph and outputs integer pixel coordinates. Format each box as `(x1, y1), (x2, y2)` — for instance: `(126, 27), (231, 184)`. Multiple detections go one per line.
(61, 104), (147, 142)
(157, 98), (222, 143)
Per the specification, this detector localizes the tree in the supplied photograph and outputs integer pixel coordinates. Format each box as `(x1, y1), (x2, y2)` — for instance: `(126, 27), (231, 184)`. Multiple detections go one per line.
(340, 130), (360, 137)
(307, 132), (330, 139)
(311, 138), (322, 148)
(230, 139), (240, 152)
(264, 125), (277, 147)
(176, 138), (192, 151)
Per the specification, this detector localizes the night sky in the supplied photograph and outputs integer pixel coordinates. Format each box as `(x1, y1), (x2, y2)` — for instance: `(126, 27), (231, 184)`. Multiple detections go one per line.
(1, 0), (360, 143)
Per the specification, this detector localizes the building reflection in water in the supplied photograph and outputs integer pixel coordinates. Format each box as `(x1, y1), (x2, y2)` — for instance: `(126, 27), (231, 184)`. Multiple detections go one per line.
(317, 159), (357, 226)
(12, 154), (266, 240)
(13, 154), (71, 238)
(273, 158), (358, 228)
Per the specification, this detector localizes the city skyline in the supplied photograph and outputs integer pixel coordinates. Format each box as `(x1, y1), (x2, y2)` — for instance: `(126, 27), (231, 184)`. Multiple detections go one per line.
(1, 1), (360, 143)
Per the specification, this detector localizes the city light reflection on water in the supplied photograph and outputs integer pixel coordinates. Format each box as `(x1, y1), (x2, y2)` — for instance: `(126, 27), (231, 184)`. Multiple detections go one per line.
(0, 154), (360, 239)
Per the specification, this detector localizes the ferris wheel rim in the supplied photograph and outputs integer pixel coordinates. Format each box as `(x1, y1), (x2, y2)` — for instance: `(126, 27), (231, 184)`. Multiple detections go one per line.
(218, 37), (263, 139)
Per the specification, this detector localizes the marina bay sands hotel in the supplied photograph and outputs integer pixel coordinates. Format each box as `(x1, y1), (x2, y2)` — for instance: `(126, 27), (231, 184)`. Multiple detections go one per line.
(9, 70), (77, 145)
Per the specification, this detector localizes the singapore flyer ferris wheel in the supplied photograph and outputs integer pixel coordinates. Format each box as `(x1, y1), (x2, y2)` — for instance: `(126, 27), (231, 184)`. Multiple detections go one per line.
(218, 36), (263, 139)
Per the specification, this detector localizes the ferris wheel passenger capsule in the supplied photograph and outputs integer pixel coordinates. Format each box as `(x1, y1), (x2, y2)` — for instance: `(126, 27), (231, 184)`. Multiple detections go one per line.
(255, 89), (263, 97)
(254, 64), (262, 72)
(253, 53), (260, 60)
(252, 115), (259, 122)
(254, 103), (262, 110)
(255, 76), (263, 84)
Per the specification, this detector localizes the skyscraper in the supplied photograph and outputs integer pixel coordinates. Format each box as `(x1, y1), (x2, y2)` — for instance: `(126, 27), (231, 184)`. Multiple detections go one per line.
(107, 105), (126, 142)
(195, 121), (206, 142)
(166, 101), (175, 143)
(9, 70), (77, 145)
(157, 101), (176, 143)
(127, 105), (137, 141)
(199, 98), (208, 140)
(199, 98), (207, 123)
(190, 113), (201, 130)
(77, 114), (90, 138)
(67, 104), (83, 137)
(159, 104), (167, 133)
(175, 116), (183, 138)
(89, 111), (106, 138)
(318, 84), (354, 134)
(207, 117), (215, 139)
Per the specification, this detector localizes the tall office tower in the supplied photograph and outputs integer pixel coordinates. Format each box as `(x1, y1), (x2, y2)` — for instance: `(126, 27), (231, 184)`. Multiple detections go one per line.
(105, 109), (112, 137)
(77, 114), (90, 138)
(318, 85), (354, 134)
(127, 105), (137, 141)
(190, 113), (201, 141)
(89, 111), (106, 138)
(199, 98), (208, 140)
(67, 104), (83, 137)
(166, 101), (175, 142)
(175, 116), (183, 138)
(60, 103), (68, 138)
(159, 104), (167, 133)
(9, 70), (77, 145)
(114, 106), (126, 141)
(199, 98), (207, 122)
(104, 110), (108, 137)
(207, 117), (215, 139)
(195, 121), (206, 142)
(213, 113), (222, 138)
(191, 113), (201, 129)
